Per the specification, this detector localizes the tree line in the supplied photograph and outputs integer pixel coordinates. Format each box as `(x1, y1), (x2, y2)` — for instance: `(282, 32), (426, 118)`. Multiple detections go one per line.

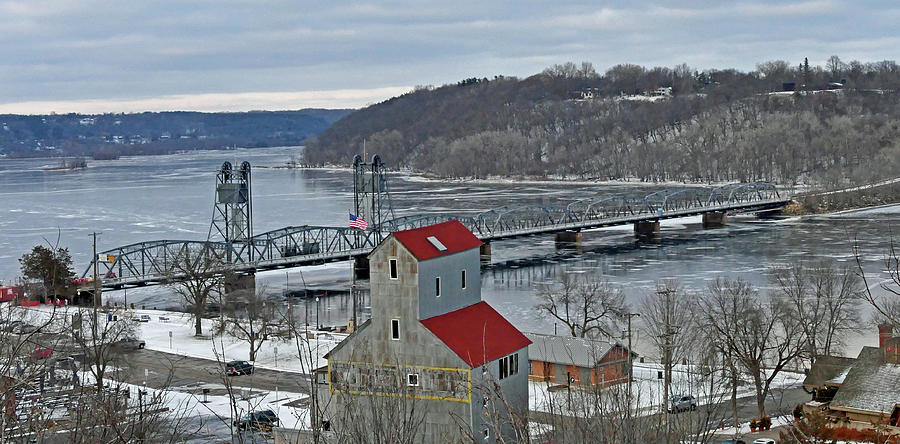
(306, 57), (900, 189)
(0, 109), (351, 158)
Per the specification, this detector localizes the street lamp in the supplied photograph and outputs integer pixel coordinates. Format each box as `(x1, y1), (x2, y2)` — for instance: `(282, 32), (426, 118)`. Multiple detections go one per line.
(315, 296), (320, 330)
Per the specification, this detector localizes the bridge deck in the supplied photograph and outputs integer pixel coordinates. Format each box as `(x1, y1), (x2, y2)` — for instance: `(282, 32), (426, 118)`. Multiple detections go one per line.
(95, 196), (790, 288)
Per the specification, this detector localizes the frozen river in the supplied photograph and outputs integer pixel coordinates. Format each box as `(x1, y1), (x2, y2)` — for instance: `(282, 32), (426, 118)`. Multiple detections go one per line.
(1, 146), (897, 355)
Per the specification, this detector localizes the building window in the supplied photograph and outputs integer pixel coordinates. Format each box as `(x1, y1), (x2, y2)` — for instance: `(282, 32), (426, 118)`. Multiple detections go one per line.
(391, 319), (400, 340)
(407, 373), (419, 386)
(435, 277), (441, 297)
(389, 259), (398, 279)
(461, 269), (466, 289)
(499, 353), (519, 380)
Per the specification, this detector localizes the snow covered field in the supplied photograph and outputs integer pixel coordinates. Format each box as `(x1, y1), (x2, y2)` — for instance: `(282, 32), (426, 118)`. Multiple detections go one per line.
(15, 305), (346, 373)
(529, 362), (805, 417)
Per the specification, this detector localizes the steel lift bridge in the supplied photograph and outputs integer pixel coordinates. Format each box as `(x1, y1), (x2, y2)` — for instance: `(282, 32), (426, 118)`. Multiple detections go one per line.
(84, 156), (791, 288)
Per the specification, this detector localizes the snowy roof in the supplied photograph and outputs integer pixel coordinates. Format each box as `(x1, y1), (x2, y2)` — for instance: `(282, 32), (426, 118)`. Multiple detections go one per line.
(830, 347), (900, 414)
(803, 355), (856, 388)
(525, 332), (626, 369)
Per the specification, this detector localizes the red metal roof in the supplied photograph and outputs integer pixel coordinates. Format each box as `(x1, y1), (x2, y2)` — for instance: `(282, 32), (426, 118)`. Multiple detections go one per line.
(421, 301), (531, 368)
(392, 220), (483, 261)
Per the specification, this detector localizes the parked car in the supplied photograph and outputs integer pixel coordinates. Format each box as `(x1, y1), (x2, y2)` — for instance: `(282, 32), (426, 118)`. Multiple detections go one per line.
(669, 395), (697, 413)
(233, 409), (278, 430)
(28, 347), (53, 360)
(226, 360), (253, 376)
(751, 439), (776, 444)
(720, 440), (747, 444)
(1, 320), (24, 332)
(136, 314), (151, 323)
(112, 338), (146, 350)
(14, 323), (40, 334)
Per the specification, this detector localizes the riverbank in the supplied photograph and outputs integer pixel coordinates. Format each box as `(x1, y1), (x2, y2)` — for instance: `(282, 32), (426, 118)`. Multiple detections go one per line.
(786, 178), (900, 216)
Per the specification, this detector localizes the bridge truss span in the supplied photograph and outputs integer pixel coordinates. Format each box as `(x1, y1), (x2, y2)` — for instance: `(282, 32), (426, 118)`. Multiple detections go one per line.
(84, 158), (790, 289)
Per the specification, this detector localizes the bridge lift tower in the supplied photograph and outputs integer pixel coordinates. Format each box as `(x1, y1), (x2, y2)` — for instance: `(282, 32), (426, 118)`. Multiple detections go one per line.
(353, 154), (394, 236)
(351, 154), (394, 280)
(208, 161), (253, 264)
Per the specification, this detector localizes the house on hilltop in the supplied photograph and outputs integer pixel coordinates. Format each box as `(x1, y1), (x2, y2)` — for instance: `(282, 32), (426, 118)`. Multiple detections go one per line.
(320, 220), (531, 443)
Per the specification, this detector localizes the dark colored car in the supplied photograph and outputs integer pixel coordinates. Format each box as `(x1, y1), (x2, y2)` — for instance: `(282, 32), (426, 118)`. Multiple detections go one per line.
(14, 323), (40, 334)
(720, 439), (747, 444)
(2, 320), (24, 332)
(233, 409), (279, 430)
(226, 360), (253, 376)
(112, 338), (146, 350)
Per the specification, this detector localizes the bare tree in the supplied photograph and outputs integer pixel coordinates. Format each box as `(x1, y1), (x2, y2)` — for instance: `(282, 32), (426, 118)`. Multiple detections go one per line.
(640, 280), (699, 419)
(220, 286), (277, 363)
(536, 272), (625, 338)
(166, 245), (228, 337)
(771, 259), (862, 362)
(855, 235), (900, 327)
(68, 305), (139, 392)
(701, 278), (805, 418)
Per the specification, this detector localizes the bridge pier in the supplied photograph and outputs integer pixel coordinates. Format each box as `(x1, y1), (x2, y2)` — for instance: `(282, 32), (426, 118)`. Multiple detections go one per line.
(757, 209), (783, 219)
(555, 231), (583, 251)
(480, 242), (492, 265)
(225, 272), (256, 299)
(634, 220), (660, 238)
(353, 257), (370, 280)
(702, 211), (728, 228)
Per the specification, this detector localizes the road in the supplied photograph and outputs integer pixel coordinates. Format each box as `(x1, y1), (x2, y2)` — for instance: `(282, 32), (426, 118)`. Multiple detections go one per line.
(116, 348), (312, 396)
(529, 385), (809, 435)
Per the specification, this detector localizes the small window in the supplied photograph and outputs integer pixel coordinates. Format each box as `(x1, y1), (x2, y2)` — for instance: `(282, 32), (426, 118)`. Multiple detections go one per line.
(435, 277), (441, 297)
(391, 319), (400, 340)
(389, 259), (398, 279)
(499, 356), (508, 379)
(407, 373), (419, 386)
(483, 429), (490, 440)
(461, 269), (466, 289)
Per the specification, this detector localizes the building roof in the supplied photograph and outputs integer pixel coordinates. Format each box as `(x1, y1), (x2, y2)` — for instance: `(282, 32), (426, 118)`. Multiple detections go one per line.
(421, 301), (531, 368)
(802, 355), (857, 389)
(525, 332), (622, 368)
(830, 347), (900, 414)
(392, 220), (483, 261)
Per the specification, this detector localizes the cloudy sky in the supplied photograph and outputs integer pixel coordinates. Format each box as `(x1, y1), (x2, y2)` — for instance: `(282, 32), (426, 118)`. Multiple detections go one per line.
(1, 0), (897, 114)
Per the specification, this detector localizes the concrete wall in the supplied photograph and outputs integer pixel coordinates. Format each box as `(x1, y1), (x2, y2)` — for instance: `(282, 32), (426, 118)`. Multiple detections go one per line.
(417, 248), (481, 320)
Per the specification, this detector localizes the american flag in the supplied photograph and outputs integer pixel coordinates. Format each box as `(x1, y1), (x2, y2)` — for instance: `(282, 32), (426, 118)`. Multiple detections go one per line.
(349, 213), (368, 231)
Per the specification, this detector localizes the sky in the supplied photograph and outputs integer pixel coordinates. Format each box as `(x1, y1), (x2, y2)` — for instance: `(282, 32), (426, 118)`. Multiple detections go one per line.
(1, 0), (897, 114)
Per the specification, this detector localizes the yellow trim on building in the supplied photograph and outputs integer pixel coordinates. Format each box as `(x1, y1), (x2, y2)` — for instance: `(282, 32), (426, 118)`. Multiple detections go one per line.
(328, 361), (472, 403)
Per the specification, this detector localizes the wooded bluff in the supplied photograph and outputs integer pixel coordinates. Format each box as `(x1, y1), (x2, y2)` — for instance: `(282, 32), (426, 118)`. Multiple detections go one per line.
(306, 60), (900, 188)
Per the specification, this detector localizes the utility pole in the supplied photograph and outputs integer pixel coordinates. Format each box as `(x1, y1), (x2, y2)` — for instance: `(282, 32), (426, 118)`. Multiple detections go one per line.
(91, 232), (102, 308)
(657, 287), (676, 439)
(350, 259), (358, 332)
(621, 312), (640, 410)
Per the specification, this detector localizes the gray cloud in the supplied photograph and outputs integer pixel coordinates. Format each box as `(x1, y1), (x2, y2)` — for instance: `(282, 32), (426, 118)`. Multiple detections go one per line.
(0, 0), (896, 113)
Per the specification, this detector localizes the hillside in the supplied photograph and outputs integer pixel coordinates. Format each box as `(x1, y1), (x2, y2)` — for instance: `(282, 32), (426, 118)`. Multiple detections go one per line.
(306, 60), (900, 188)
(0, 109), (352, 159)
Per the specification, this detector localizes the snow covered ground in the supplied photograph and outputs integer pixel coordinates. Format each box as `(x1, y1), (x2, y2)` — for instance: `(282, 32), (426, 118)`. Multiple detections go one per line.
(133, 309), (345, 373)
(15, 304), (346, 374)
(529, 362), (805, 417)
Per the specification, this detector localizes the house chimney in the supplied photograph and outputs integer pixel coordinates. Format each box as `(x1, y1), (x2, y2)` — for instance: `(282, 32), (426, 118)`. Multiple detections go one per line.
(879, 324), (893, 348)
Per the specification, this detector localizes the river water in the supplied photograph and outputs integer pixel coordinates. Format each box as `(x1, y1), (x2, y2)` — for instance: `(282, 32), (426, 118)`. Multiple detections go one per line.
(1, 146), (897, 355)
